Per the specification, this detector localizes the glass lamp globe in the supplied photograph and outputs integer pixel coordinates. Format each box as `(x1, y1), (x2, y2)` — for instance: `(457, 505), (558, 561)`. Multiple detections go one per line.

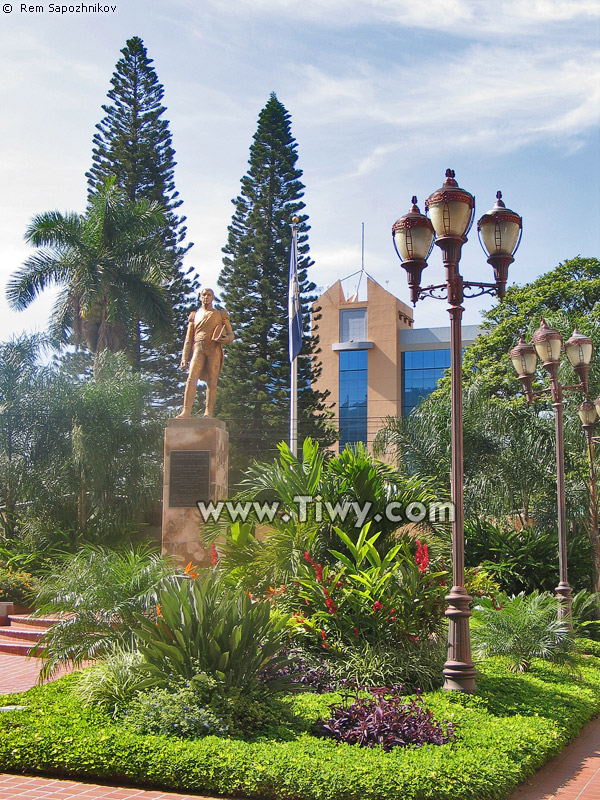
(477, 191), (522, 258)
(578, 400), (597, 427)
(392, 197), (435, 262)
(531, 319), (563, 364)
(565, 327), (593, 369)
(509, 336), (537, 377)
(425, 169), (475, 238)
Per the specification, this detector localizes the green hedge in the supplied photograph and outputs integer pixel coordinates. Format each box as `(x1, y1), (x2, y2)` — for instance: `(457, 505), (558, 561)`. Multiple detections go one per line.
(1, 656), (600, 800)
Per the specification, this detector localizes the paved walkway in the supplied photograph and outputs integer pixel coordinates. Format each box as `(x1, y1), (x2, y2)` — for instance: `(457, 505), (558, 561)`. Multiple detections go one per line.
(1, 652), (599, 799)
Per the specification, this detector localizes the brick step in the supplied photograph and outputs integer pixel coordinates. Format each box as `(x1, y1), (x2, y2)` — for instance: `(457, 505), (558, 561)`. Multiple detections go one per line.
(7, 615), (58, 630)
(0, 627), (44, 642)
(0, 638), (41, 657)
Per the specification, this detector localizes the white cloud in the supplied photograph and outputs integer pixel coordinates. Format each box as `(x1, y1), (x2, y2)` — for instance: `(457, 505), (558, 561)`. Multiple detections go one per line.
(289, 43), (600, 177)
(201, 0), (600, 36)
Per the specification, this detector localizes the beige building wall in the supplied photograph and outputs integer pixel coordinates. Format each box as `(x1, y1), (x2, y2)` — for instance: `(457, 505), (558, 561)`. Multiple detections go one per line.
(312, 276), (413, 454)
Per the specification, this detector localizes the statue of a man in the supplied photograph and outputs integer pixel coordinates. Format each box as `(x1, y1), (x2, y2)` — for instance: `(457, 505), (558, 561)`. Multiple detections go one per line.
(177, 288), (234, 418)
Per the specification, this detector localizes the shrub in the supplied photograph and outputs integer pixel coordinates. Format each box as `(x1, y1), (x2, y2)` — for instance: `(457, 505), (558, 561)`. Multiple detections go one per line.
(575, 637), (600, 657)
(471, 591), (576, 672)
(464, 519), (592, 595)
(319, 686), (456, 751)
(571, 589), (600, 640)
(464, 566), (501, 600)
(291, 524), (446, 652)
(134, 570), (292, 690)
(122, 674), (229, 739)
(73, 648), (146, 715)
(0, 565), (40, 606)
(122, 674), (291, 740)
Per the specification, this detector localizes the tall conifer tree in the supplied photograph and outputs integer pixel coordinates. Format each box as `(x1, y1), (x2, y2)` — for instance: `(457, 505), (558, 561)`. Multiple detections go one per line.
(87, 36), (198, 409)
(217, 94), (332, 478)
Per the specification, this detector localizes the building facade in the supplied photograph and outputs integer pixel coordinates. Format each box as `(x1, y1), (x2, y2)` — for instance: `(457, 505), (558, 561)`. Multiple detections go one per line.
(312, 276), (479, 453)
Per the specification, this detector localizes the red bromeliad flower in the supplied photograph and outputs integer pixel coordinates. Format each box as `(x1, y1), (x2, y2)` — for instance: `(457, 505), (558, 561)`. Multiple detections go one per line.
(321, 629), (327, 649)
(305, 551), (324, 582)
(210, 543), (218, 566)
(373, 600), (383, 612)
(353, 626), (359, 639)
(415, 540), (429, 573)
(325, 596), (337, 614)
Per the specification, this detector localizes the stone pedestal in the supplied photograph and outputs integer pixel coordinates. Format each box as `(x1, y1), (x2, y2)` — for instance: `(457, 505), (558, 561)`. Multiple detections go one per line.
(161, 417), (228, 567)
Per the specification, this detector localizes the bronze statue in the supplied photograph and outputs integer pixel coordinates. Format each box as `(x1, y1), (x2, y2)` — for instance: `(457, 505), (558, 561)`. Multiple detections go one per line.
(177, 288), (234, 418)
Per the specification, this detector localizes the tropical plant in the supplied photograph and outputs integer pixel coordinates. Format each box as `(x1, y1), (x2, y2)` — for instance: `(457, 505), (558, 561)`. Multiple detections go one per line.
(73, 648), (146, 716)
(134, 570), (292, 690)
(0, 335), (49, 538)
(35, 544), (177, 679)
(331, 637), (447, 692)
(1, 341), (163, 547)
(203, 438), (451, 589)
(6, 177), (172, 370)
(571, 589), (600, 640)
(319, 686), (455, 751)
(291, 524), (446, 651)
(471, 591), (576, 672)
(464, 518), (592, 595)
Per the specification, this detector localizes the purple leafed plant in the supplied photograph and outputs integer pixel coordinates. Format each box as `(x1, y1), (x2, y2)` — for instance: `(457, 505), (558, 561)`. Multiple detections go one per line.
(319, 686), (456, 751)
(259, 649), (338, 693)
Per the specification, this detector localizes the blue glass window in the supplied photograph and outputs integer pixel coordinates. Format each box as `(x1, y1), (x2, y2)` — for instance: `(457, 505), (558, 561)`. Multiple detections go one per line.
(339, 349), (368, 450)
(402, 349), (451, 416)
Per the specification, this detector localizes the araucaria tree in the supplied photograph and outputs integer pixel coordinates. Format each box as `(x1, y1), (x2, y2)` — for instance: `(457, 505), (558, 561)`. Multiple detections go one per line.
(86, 35), (199, 407)
(217, 93), (332, 478)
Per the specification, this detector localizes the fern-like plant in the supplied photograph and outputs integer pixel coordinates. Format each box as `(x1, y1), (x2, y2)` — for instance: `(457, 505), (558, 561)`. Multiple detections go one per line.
(34, 544), (177, 679)
(471, 591), (576, 672)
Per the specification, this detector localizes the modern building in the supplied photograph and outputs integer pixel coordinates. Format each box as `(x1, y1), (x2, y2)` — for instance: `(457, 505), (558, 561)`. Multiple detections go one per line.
(312, 275), (480, 453)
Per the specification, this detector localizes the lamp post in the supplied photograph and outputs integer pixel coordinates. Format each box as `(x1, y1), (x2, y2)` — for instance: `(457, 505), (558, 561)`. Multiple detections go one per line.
(509, 323), (594, 619)
(579, 399), (600, 594)
(392, 169), (522, 693)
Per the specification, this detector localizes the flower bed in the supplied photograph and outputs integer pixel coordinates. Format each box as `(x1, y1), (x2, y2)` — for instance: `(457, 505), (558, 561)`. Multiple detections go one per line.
(1, 654), (599, 800)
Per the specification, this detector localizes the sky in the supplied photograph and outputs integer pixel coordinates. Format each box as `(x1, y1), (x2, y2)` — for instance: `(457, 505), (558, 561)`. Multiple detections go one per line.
(1, 0), (599, 343)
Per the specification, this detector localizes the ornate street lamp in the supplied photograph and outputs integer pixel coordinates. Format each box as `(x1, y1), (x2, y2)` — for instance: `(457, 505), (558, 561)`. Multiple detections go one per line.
(510, 322), (594, 619)
(393, 169), (522, 693)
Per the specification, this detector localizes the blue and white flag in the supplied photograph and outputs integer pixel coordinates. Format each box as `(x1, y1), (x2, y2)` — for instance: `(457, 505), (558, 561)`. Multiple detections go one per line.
(288, 224), (302, 362)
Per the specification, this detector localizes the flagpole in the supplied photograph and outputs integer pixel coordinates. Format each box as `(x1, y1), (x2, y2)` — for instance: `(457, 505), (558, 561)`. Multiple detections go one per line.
(289, 217), (299, 457)
(290, 352), (298, 457)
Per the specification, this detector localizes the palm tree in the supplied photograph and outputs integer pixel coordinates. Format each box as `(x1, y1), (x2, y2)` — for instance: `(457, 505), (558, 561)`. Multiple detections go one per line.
(0, 335), (47, 538)
(6, 177), (173, 370)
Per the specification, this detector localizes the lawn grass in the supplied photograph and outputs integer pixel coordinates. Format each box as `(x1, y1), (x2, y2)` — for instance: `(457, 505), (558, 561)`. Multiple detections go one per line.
(0, 653), (599, 800)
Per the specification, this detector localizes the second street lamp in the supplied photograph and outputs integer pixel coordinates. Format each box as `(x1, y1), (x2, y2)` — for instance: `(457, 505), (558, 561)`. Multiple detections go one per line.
(393, 169), (522, 693)
(509, 322), (594, 619)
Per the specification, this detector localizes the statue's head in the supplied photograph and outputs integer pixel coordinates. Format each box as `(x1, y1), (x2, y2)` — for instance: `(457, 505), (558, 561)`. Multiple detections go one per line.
(200, 287), (215, 305)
